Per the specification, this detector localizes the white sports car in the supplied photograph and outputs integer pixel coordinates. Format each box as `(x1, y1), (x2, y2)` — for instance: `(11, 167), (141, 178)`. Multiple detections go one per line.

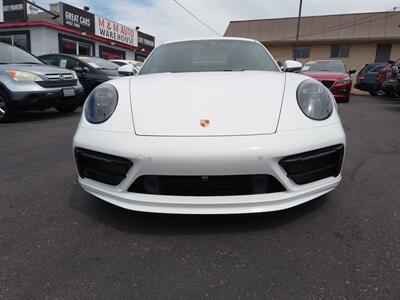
(73, 38), (346, 214)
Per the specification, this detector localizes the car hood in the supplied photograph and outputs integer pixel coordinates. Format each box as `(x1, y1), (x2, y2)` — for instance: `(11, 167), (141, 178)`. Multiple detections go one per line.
(97, 69), (120, 77)
(130, 71), (286, 136)
(301, 71), (347, 81)
(2, 63), (74, 75)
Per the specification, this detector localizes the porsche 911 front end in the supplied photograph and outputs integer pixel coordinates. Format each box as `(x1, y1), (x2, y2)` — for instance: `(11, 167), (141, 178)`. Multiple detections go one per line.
(73, 38), (346, 214)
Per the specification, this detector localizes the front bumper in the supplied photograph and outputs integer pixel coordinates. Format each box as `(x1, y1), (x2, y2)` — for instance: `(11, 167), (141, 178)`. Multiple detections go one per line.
(382, 80), (397, 94)
(354, 81), (375, 92)
(6, 81), (85, 110)
(331, 82), (352, 100)
(73, 122), (346, 214)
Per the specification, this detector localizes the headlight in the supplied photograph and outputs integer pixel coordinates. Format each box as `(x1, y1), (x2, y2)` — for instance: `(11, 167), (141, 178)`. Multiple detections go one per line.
(6, 70), (43, 81)
(297, 80), (333, 120)
(71, 71), (78, 80)
(84, 84), (118, 124)
(336, 76), (351, 85)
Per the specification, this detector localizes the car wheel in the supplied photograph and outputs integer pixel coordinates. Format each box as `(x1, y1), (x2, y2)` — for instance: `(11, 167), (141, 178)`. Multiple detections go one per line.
(0, 90), (17, 123)
(375, 90), (386, 96)
(55, 99), (79, 113)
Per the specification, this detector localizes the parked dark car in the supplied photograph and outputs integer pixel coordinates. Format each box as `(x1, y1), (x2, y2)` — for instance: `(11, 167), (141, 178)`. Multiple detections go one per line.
(0, 43), (84, 122)
(381, 59), (400, 98)
(354, 63), (387, 96)
(39, 54), (121, 97)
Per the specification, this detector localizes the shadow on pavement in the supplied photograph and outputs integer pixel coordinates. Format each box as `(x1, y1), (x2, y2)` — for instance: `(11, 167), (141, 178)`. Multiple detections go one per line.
(13, 109), (81, 123)
(69, 184), (329, 235)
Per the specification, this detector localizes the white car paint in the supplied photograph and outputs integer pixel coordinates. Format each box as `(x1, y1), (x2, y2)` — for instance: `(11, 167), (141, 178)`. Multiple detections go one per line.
(74, 37), (346, 214)
(131, 71), (285, 136)
(110, 59), (141, 65)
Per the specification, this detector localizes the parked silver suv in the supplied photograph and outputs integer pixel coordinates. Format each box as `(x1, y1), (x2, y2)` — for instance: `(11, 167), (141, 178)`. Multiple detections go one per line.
(0, 43), (85, 122)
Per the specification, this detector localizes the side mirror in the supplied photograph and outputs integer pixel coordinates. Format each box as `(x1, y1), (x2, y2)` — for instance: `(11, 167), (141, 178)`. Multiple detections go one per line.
(118, 64), (135, 76)
(73, 66), (85, 73)
(349, 69), (357, 74)
(284, 60), (303, 72)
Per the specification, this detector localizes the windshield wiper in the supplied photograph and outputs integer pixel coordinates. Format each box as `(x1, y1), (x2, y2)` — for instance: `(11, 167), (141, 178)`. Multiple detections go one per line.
(223, 69), (244, 72)
(17, 62), (42, 65)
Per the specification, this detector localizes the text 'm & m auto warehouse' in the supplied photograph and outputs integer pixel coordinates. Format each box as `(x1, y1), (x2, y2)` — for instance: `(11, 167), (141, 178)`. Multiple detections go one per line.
(0, 0), (155, 61)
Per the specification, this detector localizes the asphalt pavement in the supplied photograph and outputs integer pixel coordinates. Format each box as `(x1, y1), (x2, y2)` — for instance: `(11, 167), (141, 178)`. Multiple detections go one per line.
(0, 95), (399, 299)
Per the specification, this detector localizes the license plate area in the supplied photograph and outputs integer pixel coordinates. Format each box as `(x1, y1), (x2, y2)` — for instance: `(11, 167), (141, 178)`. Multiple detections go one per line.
(63, 88), (76, 97)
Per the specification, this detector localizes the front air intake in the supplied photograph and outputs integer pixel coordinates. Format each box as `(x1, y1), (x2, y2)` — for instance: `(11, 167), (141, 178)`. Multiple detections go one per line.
(129, 174), (286, 196)
(74, 148), (133, 186)
(279, 144), (344, 185)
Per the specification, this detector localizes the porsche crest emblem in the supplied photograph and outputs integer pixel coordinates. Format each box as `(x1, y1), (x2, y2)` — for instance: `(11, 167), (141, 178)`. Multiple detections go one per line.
(200, 119), (210, 127)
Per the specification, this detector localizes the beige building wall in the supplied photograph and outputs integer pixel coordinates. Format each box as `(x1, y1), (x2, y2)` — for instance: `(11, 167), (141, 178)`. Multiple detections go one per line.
(390, 42), (400, 61)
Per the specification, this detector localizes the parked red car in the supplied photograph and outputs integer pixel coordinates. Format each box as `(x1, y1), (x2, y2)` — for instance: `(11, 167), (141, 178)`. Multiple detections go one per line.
(301, 60), (356, 102)
(377, 64), (390, 91)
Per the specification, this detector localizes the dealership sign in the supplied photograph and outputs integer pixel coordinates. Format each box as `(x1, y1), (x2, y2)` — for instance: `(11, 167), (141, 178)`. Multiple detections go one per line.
(138, 31), (155, 52)
(60, 2), (95, 34)
(1, 0), (27, 22)
(95, 16), (138, 47)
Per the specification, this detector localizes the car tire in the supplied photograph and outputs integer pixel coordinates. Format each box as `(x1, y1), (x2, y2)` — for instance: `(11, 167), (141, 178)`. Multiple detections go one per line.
(55, 99), (79, 113)
(342, 94), (350, 103)
(372, 90), (386, 96)
(0, 89), (17, 123)
(369, 90), (386, 96)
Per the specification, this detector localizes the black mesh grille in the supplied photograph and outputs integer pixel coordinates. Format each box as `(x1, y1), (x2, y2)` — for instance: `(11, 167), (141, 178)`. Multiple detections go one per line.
(279, 144), (344, 185)
(37, 80), (78, 88)
(74, 148), (133, 186)
(129, 175), (286, 196)
(321, 80), (335, 89)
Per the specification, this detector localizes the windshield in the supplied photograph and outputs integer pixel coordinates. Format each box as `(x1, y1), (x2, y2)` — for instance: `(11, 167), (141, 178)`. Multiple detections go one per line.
(0, 44), (43, 64)
(139, 40), (279, 75)
(79, 56), (119, 70)
(302, 61), (346, 72)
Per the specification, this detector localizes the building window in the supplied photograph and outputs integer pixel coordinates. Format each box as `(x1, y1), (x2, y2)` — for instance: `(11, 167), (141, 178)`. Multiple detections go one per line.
(135, 53), (148, 62)
(293, 46), (310, 59)
(78, 43), (92, 56)
(58, 34), (95, 56)
(331, 44), (350, 58)
(60, 38), (77, 55)
(375, 44), (392, 63)
(99, 45), (126, 60)
(60, 37), (93, 55)
(0, 31), (30, 51)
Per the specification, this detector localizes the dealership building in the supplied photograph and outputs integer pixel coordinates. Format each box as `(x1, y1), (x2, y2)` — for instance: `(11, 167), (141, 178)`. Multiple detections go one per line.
(0, 1), (155, 61)
(225, 11), (400, 73)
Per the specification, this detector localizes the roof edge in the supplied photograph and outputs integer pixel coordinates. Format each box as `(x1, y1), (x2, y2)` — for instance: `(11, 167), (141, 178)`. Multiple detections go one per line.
(227, 10), (395, 24)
